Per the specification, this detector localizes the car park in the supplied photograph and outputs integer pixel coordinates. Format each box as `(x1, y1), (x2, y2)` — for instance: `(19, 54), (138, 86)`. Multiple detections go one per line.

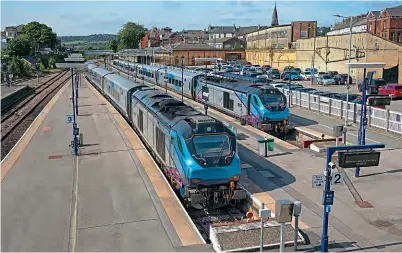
(333, 74), (352, 85)
(225, 66), (234, 72)
(252, 66), (264, 74)
(378, 83), (402, 99)
(262, 65), (271, 73)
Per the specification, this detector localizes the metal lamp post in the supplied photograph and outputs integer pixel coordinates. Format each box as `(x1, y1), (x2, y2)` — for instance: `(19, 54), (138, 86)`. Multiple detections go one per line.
(181, 56), (184, 102)
(334, 14), (353, 144)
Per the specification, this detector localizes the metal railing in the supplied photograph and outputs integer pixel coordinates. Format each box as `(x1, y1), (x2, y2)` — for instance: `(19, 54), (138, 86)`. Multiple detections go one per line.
(279, 88), (402, 135)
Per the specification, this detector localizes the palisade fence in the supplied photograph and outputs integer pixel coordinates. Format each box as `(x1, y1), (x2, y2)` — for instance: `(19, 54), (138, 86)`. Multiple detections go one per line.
(279, 88), (402, 135)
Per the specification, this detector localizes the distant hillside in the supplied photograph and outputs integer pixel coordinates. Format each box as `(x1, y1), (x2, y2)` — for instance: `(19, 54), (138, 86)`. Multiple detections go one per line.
(58, 34), (117, 50)
(58, 34), (117, 43)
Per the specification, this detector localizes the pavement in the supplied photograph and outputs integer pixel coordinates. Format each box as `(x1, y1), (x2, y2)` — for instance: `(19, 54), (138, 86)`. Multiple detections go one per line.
(109, 62), (402, 252)
(1, 76), (209, 251)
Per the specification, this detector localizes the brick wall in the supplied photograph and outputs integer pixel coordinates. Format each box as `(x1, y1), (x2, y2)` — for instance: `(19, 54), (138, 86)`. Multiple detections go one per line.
(291, 21), (317, 41)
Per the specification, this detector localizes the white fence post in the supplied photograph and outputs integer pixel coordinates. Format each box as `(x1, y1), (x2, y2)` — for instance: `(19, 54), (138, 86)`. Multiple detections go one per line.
(386, 109), (390, 132)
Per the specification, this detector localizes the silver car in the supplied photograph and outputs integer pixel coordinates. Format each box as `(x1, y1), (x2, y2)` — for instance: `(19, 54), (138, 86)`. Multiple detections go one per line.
(318, 75), (336, 85)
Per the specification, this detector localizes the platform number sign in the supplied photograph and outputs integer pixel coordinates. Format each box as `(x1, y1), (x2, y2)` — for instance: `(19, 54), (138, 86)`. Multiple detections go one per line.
(331, 172), (344, 185)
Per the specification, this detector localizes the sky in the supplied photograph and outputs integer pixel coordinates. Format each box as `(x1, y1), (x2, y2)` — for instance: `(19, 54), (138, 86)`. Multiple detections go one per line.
(1, 1), (401, 36)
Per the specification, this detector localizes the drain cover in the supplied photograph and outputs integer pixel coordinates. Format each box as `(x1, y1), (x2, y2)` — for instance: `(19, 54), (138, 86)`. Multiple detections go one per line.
(355, 201), (373, 208)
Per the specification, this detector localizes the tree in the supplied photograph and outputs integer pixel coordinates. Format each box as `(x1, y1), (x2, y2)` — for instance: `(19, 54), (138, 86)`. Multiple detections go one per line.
(117, 22), (146, 50)
(317, 26), (331, 36)
(6, 37), (31, 57)
(107, 39), (118, 52)
(23, 21), (58, 53)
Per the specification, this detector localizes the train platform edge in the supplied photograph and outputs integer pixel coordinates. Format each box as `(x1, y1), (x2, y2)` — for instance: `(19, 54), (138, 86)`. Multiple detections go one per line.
(1, 75), (207, 252)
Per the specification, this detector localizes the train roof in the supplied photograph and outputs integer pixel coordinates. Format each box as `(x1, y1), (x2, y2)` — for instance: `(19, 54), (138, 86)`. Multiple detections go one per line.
(133, 88), (223, 138)
(200, 76), (272, 94)
(164, 68), (202, 79)
(90, 66), (113, 76)
(105, 73), (145, 91)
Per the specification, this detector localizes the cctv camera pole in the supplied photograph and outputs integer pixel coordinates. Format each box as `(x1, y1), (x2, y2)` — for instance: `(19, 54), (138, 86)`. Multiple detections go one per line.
(288, 74), (292, 108)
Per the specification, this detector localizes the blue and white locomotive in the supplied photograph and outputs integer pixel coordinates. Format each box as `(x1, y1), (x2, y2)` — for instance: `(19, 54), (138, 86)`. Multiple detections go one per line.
(112, 60), (290, 133)
(86, 63), (246, 209)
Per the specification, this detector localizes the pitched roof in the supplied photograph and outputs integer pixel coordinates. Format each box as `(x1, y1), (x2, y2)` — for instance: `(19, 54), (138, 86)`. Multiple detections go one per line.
(331, 14), (367, 31)
(384, 5), (402, 17)
(367, 11), (381, 18)
(173, 43), (214, 50)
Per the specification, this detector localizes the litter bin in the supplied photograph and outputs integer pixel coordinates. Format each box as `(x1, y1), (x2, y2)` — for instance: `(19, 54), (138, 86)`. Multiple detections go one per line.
(258, 138), (275, 157)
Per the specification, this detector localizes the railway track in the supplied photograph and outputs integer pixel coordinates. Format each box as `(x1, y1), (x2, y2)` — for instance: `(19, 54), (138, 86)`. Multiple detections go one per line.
(1, 70), (71, 160)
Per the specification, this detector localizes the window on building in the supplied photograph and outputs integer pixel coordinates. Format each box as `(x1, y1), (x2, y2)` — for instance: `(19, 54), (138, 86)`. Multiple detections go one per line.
(391, 32), (396, 41)
(300, 31), (307, 39)
(398, 32), (402, 42)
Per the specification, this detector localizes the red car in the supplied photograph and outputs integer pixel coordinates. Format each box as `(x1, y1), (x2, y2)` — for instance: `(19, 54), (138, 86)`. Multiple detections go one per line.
(378, 83), (402, 99)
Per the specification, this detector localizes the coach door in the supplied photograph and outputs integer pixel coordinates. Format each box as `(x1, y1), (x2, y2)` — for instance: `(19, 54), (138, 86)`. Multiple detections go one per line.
(247, 94), (251, 115)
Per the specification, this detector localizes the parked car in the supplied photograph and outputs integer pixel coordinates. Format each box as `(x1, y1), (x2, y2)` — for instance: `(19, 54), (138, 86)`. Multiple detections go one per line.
(284, 65), (294, 71)
(282, 85), (305, 90)
(262, 65), (271, 73)
(227, 59), (237, 65)
(319, 75), (336, 85)
(327, 71), (339, 77)
(225, 66), (234, 72)
(300, 71), (312, 80)
(378, 83), (402, 99)
(314, 71), (326, 77)
(305, 68), (318, 73)
(293, 68), (302, 73)
(251, 66), (264, 74)
(358, 78), (387, 93)
(282, 71), (301, 81)
(331, 93), (359, 102)
(333, 74), (352, 85)
(267, 68), (281, 79)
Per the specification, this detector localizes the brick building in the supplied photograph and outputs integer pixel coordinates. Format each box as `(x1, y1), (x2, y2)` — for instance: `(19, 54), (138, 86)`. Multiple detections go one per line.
(170, 43), (245, 66)
(2, 25), (24, 42)
(367, 5), (402, 43)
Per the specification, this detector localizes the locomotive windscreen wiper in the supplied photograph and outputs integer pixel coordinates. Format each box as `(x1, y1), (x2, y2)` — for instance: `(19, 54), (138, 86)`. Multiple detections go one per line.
(213, 136), (227, 166)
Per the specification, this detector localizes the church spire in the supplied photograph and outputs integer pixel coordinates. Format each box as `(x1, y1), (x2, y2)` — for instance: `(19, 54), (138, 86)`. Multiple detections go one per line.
(271, 1), (279, 27)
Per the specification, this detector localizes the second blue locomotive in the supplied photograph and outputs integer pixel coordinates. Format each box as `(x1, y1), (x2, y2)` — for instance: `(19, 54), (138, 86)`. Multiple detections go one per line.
(112, 60), (290, 133)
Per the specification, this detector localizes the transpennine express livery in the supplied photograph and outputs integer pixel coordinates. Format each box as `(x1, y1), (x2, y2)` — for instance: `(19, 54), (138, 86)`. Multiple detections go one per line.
(86, 63), (246, 209)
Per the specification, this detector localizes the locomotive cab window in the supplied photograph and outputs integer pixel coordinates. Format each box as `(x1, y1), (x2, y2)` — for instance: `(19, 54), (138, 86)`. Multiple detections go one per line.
(177, 138), (184, 155)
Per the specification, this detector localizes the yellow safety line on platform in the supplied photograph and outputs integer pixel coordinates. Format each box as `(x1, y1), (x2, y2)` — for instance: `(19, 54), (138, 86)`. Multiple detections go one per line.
(1, 82), (69, 182)
(86, 80), (205, 246)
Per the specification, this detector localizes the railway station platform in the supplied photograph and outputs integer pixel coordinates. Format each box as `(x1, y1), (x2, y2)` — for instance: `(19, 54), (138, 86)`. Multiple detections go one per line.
(1, 76), (211, 251)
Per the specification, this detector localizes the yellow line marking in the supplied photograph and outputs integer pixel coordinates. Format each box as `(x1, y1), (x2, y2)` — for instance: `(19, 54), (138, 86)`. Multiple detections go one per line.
(86, 79), (205, 246)
(1, 82), (69, 182)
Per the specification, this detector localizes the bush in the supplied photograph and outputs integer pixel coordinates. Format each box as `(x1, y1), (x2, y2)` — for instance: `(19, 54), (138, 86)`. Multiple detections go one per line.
(48, 57), (56, 69)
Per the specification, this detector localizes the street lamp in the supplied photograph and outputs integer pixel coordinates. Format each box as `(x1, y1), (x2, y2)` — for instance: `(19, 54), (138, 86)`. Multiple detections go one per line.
(334, 14), (353, 144)
(181, 56), (184, 102)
